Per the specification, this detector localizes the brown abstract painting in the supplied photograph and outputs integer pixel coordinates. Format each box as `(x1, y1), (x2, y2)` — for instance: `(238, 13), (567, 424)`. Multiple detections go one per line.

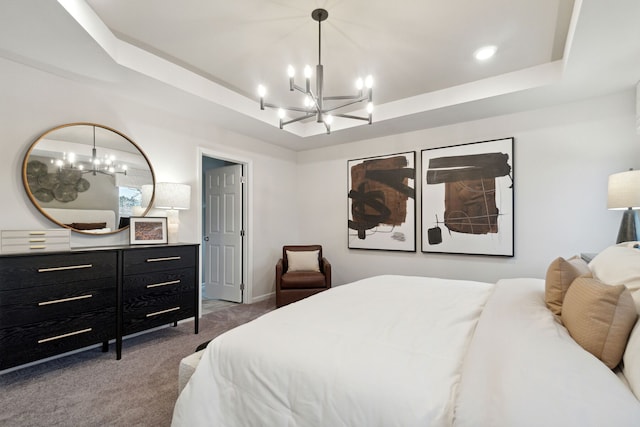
(421, 138), (514, 256)
(348, 152), (416, 251)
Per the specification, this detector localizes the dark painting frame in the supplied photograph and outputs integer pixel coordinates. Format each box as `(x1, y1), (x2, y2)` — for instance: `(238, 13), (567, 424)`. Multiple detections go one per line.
(421, 138), (514, 256)
(348, 151), (416, 252)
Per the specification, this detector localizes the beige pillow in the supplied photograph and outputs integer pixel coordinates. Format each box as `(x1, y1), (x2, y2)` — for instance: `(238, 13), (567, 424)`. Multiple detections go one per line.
(545, 256), (590, 316)
(286, 250), (320, 272)
(562, 277), (638, 369)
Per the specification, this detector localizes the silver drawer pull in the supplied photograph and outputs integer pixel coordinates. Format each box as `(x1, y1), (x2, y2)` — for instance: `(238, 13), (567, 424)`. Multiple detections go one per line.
(30, 246), (47, 250)
(38, 264), (93, 273)
(146, 280), (181, 289)
(38, 294), (93, 306)
(29, 239), (46, 243)
(146, 256), (181, 263)
(38, 328), (92, 344)
(146, 307), (180, 317)
(29, 231), (47, 235)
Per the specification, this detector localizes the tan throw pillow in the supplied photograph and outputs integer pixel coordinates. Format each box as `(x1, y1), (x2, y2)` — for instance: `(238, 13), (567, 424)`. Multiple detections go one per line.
(562, 277), (638, 369)
(286, 250), (320, 272)
(545, 256), (590, 316)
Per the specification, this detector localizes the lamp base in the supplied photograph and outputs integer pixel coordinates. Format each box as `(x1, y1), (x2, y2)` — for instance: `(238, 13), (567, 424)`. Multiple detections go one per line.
(616, 209), (640, 243)
(166, 209), (180, 244)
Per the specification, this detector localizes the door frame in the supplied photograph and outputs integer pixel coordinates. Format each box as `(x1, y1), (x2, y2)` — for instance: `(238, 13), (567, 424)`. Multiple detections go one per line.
(197, 147), (253, 307)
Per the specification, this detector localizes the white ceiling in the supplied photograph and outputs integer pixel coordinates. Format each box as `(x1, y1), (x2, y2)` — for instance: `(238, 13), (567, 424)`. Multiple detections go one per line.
(1, 0), (640, 151)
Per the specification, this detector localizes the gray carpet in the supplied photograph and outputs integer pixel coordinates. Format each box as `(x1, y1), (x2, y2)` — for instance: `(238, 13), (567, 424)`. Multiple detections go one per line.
(0, 299), (275, 427)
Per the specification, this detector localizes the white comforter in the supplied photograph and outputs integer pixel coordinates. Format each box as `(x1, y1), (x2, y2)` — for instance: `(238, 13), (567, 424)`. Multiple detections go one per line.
(454, 278), (640, 426)
(172, 275), (494, 427)
(172, 275), (640, 426)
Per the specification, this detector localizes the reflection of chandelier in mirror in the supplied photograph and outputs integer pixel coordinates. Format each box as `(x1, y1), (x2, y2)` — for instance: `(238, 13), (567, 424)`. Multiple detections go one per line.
(53, 126), (128, 177)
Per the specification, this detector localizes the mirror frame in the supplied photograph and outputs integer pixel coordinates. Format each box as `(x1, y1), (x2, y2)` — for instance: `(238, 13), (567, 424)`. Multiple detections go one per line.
(22, 122), (156, 235)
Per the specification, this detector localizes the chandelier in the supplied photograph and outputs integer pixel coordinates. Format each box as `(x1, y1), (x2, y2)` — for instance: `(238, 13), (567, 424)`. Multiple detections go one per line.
(257, 8), (374, 135)
(53, 126), (127, 177)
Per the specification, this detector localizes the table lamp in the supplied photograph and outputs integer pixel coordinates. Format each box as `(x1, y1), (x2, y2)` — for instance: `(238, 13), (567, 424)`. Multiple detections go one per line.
(608, 169), (640, 243)
(154, 182), (191, 244)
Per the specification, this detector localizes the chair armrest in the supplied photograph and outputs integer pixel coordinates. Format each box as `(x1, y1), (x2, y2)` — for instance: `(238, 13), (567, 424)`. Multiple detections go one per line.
(321, 257), (331, 288)
(276, 258), (284, 289)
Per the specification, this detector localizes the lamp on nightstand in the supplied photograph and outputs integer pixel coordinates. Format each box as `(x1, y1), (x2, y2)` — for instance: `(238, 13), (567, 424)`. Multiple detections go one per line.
(608, 169), (640, 243)
(154, 182), (191, 244)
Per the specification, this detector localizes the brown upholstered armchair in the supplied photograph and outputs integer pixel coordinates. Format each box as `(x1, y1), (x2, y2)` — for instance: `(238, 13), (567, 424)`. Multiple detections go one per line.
(275, 245), (331, 308)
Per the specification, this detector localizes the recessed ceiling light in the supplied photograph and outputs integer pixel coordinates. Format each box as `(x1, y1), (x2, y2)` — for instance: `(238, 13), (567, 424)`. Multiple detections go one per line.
(474, 45), (497, 61)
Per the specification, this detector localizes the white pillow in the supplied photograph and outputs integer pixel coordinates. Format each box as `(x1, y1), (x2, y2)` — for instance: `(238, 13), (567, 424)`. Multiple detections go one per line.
(286, 250), (320, 272)
(623, 320), (640, 399)
(588, 244), (640, 312)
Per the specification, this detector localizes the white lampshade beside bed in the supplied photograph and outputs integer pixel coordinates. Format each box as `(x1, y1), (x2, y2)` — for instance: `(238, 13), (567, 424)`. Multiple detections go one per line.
(154, 182), (191, 244)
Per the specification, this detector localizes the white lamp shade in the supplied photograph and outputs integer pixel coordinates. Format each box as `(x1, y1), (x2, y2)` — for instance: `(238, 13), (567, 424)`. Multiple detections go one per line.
(140, 184), (153, 208)
(608, 170), (640, 210)
(154, 182), (191, 210)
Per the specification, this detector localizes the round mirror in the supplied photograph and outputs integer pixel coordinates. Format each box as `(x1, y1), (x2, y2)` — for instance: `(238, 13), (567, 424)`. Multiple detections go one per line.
(22, 122), (155, 234)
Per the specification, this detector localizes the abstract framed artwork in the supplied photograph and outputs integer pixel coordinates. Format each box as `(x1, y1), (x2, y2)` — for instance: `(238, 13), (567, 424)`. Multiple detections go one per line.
(348, 151), (416, 251)
(129, 217), (168, 245)
(421, 138), (514, 256)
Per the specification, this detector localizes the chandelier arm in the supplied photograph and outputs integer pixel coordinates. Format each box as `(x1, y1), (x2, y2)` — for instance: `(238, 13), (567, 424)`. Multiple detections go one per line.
(322, 92), (365, 101)
(321, 98), (369, 113)
(334, 114), (370, 122)
(291, 83), (308, 94)
(281, 113), (316, 126)
(264, 102), (317, 114)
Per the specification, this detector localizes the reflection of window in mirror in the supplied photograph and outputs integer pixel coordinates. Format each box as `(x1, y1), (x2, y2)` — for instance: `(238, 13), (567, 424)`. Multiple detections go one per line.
(119, 186), (143, 221)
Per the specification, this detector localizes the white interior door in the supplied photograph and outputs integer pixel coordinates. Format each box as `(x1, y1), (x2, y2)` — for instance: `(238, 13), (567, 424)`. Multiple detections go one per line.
(204, 164), (243, 302)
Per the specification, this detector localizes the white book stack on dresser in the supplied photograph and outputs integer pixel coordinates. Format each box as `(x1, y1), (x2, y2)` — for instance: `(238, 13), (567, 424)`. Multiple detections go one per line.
(0, 229), (71, 254)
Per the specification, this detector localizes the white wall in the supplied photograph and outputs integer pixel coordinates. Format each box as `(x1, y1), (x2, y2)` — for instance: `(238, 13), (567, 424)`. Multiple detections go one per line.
(297, 90), (640, 286)
(0, 57), (299, 301)
(4, 54), (640, 298)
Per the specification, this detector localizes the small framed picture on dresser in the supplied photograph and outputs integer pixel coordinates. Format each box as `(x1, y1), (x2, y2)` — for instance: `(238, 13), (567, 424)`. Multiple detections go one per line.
(129, 217), (168, 245)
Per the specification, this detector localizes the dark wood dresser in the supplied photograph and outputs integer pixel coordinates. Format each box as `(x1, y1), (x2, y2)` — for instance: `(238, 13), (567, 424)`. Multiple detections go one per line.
(0, 243), (199, 371)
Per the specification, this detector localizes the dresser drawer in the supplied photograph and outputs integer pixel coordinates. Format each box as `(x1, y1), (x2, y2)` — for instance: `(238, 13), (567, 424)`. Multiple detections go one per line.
(123, 245), (196, 275)
(122, 267), (195, 329)
(123, 292), (195, 335)
(123, 268), (195, 296)
(0, 307), (115, 370)
(0, 281), (115, 328)
(0, 251), (117, 291)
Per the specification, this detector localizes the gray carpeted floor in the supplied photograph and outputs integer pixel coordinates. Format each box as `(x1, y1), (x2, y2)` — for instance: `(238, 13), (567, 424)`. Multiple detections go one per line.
(0, 298), (275, 427)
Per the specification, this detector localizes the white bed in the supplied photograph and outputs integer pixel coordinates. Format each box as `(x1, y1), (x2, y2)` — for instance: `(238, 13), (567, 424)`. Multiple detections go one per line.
(172, 266), (640, 426)
(43, 208), (116, 233)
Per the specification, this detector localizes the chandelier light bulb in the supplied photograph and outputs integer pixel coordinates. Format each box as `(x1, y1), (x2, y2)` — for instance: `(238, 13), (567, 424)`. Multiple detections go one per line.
(67, 152), (76, 163)
(78, 165), (84, 171)
(324, 114), (334, 125)
(304, 96), (313, 108)
(356, 78), (364, 90)
(365, 75), (374, 89)
(367, 102), (374, 114)
(304, 65), (312, 79)
(257, 84), (266, 97)
(287, 65), (295, 77)
(55, 159), (64, 167)
(278, 108), (286, 119)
